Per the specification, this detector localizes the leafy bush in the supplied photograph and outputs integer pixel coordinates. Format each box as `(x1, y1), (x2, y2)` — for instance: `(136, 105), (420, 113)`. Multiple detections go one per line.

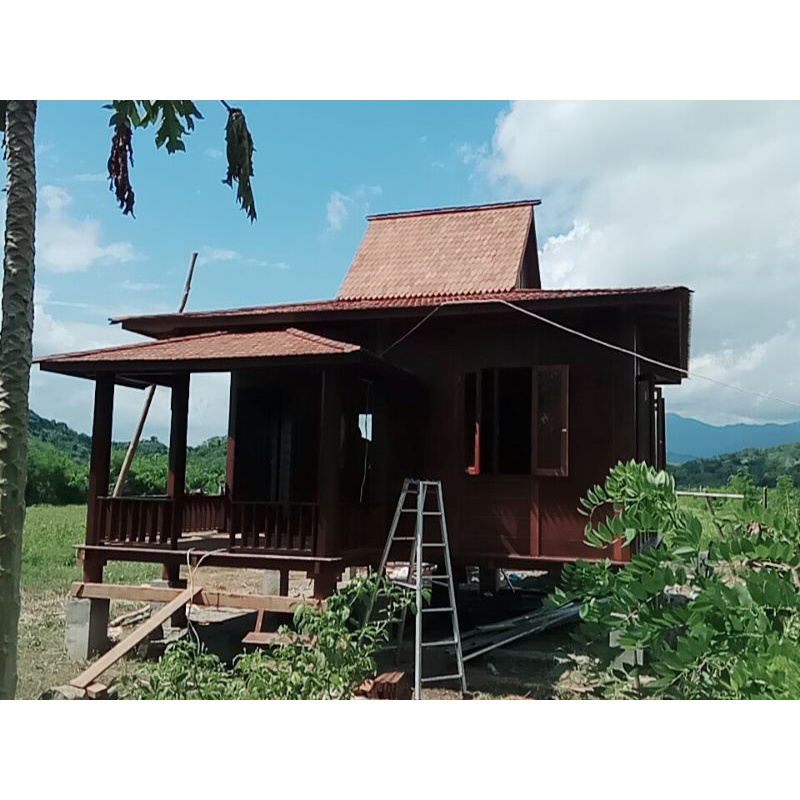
(122, 574), (417, 700)
(26, 439), (88, 505)
(550, 460), (800, 699)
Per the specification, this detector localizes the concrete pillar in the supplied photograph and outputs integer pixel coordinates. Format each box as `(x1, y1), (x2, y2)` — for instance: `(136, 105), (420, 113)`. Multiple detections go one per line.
(65, 597), (110, 661)
(261, 570), (282, 595)
(479, 566), (501, 594)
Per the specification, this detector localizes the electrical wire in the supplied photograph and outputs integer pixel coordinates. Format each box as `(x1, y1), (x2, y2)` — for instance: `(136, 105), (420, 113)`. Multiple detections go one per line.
(495, 299), (800, 410)
(184, 546), (228, 645)
(376, 295), (800, 411)
(379, 305), (443, 356)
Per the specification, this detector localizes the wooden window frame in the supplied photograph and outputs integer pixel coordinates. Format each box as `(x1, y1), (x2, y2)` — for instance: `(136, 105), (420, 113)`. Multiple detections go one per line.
(463, 365), (570, 478)
(464, 371), (482, 475)
(532, 364), (569, 477)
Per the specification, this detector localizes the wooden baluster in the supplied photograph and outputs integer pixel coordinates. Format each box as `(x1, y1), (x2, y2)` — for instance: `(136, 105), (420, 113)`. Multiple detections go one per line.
(124, 501), (132, 543)
(298, 505), (305, 552)
(312, 505), (318, 555)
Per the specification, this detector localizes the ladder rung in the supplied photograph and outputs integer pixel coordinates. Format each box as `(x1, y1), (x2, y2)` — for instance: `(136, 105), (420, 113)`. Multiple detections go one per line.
(423, 543), (446, 548)
(422, 606), (454, 613)
(391, 537), (416, 542)
(421, 639), (458, 648)
(422, 512), (442, 516)
(421, 673), (463, 683)
(430, 576), (451, 583)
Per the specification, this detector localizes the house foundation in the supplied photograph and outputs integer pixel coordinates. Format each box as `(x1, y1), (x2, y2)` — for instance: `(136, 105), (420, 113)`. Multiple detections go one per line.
(65, 596), (110, 661)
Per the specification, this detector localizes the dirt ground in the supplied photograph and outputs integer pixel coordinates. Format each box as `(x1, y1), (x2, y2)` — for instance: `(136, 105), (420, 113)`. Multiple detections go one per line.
(18, 565), (599, 700)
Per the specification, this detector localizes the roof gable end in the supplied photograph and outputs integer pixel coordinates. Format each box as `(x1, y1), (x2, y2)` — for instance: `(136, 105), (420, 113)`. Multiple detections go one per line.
(337, 200), (541, 300)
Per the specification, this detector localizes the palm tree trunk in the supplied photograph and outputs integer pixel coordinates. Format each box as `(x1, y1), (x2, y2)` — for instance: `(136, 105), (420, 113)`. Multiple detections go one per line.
(0, 100), (37, 699)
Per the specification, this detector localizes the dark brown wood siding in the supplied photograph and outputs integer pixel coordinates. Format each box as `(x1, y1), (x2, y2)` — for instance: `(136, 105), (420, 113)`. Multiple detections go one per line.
(226, 307), (642, 566)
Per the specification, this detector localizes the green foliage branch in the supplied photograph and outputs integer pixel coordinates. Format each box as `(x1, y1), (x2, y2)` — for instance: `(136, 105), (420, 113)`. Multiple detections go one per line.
(550, 460), (800, 699)
(105, 100), (256, 220)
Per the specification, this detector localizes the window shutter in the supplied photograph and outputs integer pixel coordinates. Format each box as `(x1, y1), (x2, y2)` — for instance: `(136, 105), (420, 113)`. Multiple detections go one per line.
(533, 365), (569, 476)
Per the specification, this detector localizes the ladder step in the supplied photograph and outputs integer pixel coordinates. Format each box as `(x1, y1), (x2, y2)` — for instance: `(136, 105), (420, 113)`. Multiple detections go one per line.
(421, 672), (463, 684)
(422, 606), (454, 613)
(422, 512), (443, 516)
(391, 537), (416, 542)
(421, 639), (458, 648)
(422, 543), (446, 548)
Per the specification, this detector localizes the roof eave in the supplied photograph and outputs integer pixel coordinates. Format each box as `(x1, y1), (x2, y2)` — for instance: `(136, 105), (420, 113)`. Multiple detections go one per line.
(114, 288), (691, 340)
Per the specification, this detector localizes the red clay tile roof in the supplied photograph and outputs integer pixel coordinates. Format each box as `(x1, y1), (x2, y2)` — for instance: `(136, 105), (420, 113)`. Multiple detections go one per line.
(337, 201), (538, 300)
(37, 328), (361, 366)
(113, 286), (684, 336)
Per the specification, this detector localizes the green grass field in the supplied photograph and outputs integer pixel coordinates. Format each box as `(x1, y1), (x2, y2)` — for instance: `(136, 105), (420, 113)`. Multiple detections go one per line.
(18, 505), (159, 698)
(15, 493), (754, 698)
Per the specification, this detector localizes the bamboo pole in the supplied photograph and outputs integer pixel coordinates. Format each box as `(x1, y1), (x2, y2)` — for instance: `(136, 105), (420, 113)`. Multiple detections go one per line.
(112, 252), (198, 497)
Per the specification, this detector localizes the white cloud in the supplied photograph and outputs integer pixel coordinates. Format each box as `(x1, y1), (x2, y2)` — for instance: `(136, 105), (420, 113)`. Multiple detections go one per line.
(31, 297), (230, 445)
(35, 184), (135, 273)
(326, 191), (351, 232)
(204, 148), (223, 159)
(456, 141), (488, 165)
(353, 184), (383, 199)
(324, 184), (383, 234)
(481, 101), (800, 424)
(118, 279), (163, 292)
(198, 246), (239, 265)
(70, 172), (106, 183)
(198, 245), (289, 271)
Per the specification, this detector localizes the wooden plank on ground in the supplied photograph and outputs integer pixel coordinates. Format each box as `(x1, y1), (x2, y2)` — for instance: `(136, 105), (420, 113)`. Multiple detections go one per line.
(70, 582), (321, 612)
(86, 682), (108, 699)
(70, 587), (200, 690)
(242, 631), (313, 647)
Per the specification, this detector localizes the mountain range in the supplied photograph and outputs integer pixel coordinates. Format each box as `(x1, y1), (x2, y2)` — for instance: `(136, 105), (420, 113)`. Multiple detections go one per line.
(667, 413), (800, 463)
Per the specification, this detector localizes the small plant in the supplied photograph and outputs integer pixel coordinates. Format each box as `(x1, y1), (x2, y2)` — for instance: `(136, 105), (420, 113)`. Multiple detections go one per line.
(122, 574), (416, 700)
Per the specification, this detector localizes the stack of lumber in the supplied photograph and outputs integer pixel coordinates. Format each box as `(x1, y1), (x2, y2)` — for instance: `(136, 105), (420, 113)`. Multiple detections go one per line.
(355, 671), (412, 700)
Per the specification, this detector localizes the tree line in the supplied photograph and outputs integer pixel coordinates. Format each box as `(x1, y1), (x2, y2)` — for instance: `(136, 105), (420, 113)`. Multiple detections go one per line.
(670, 441), (800, 488)
(27, 410), (226, 505)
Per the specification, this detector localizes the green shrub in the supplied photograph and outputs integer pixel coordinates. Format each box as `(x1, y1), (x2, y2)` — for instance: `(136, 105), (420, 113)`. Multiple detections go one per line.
(550, 460), (800, 699)
(122, 574), (417, 700)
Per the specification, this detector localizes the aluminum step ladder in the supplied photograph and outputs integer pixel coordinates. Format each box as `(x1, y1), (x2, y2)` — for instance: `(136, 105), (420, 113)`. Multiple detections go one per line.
(372, 478), (467, 699)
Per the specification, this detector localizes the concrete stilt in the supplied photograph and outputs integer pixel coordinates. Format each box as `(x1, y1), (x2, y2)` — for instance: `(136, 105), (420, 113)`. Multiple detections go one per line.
(65, 596), (110, 662)
(261, 570), (282, 595)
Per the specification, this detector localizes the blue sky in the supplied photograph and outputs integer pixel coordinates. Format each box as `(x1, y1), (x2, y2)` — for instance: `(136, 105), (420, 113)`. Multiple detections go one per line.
(33, 101), (518, 316)
(20, 101), (800, 442)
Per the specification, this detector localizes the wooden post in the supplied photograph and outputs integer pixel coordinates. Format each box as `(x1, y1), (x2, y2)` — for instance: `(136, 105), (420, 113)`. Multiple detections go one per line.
(316, 369), (342, 558)
(226, 373), (238, 491)
(86, 375), (115, 547)
(167, 373), (190, 548)
(113, 252), (198, 496)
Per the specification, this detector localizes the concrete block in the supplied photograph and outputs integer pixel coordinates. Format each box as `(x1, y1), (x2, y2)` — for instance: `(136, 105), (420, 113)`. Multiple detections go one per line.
(609, 630), (644, 670)
(261, 570), (282, 595)
(65, 597), (110, 662)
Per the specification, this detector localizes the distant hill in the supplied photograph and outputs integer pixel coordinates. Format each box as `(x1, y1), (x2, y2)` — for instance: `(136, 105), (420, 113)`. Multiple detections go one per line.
(28, 409), (168, 463)
(667, 413), (800, 463)
(670, 441), (800, 488)
(26, 410), (225, 504)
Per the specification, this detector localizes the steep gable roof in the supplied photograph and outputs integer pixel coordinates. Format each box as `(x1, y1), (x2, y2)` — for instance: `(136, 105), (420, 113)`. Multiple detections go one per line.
(336, 200), (541, 300)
